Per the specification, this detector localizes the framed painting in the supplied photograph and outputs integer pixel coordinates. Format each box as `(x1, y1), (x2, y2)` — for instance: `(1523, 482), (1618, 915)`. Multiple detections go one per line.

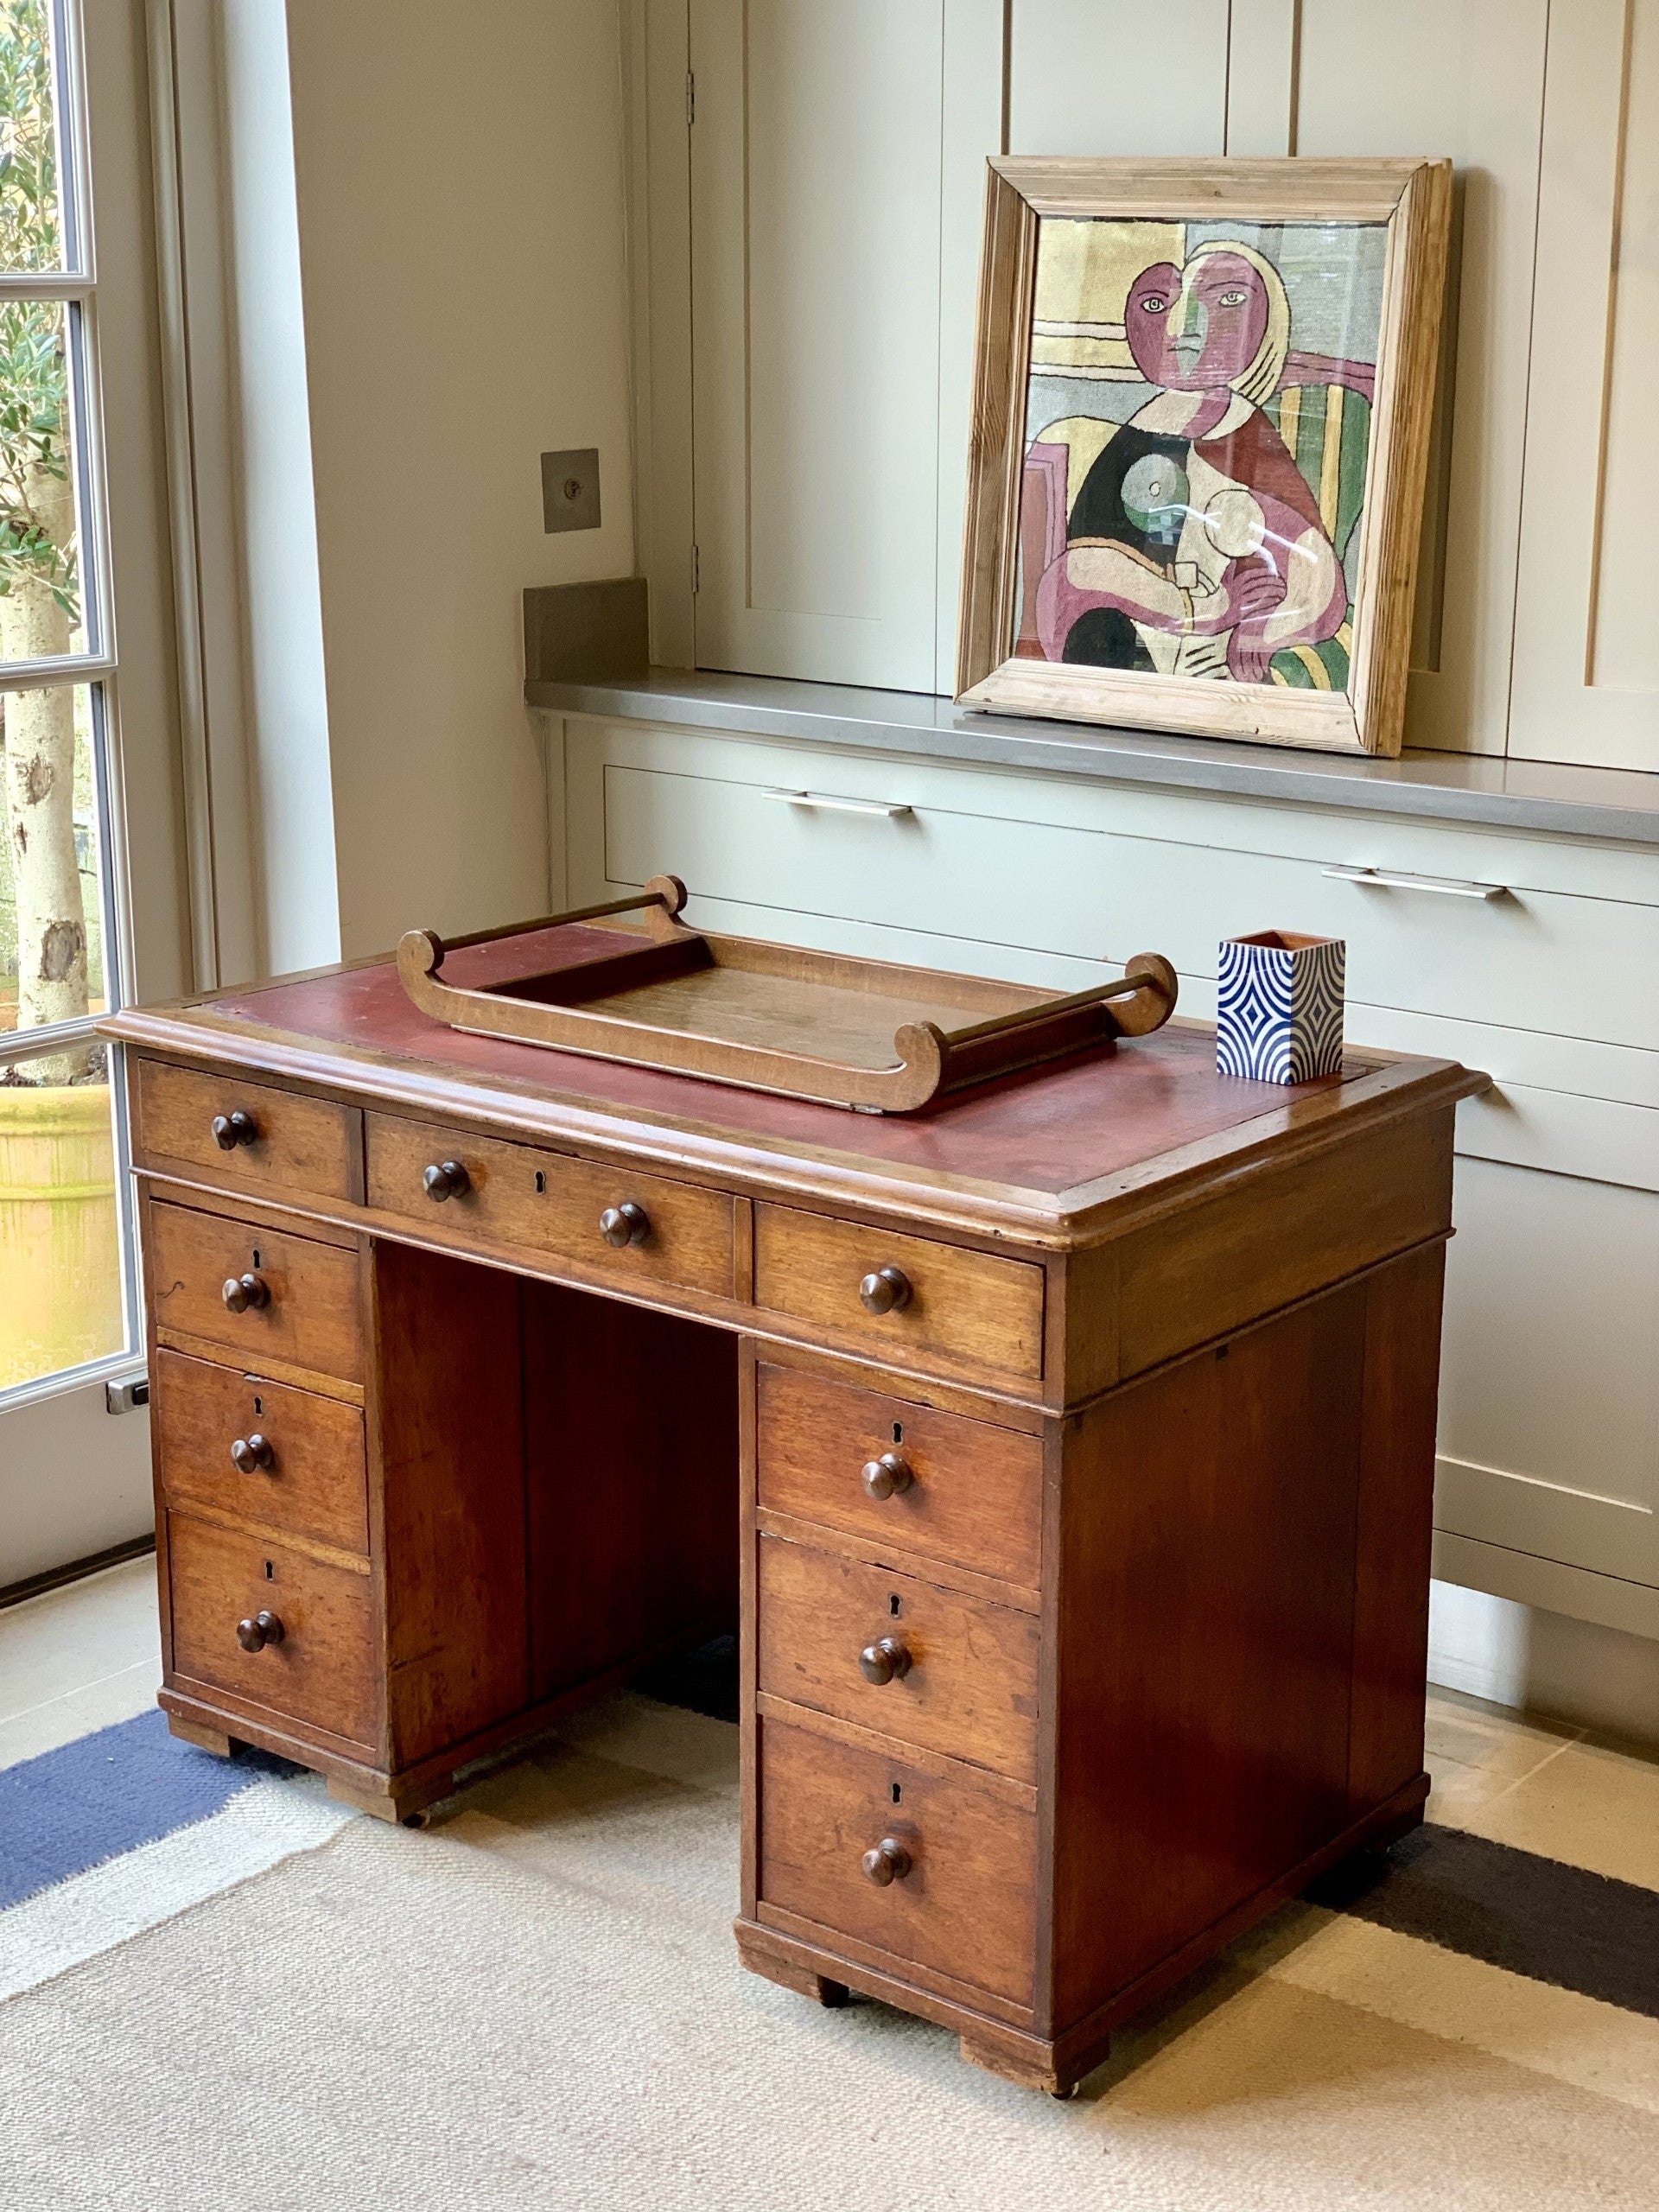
(956, 158), (1452, 757)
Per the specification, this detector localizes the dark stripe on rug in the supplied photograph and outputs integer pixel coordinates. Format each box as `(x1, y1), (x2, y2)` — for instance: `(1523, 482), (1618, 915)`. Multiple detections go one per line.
(0, 1707), (296, 1910)
(1307, 1822), (1659, 2019)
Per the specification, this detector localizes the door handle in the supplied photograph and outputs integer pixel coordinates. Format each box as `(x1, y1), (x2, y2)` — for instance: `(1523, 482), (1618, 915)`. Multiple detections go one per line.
(763, 789), (913, 820)
(1321, 865), (1507, 901)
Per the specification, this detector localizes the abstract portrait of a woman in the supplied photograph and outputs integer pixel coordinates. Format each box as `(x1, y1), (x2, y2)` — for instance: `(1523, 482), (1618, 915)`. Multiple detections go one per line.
(1016, 219), (1383, 694)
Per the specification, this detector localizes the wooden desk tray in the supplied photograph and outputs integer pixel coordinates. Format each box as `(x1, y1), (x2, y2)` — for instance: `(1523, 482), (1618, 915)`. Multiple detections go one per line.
(397, 875), (1178, 1113)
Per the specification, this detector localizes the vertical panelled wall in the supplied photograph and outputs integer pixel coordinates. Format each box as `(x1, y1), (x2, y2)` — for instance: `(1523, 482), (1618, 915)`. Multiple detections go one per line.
(634, 0), (1656, 770)
(1510, 0), (1659, 772)
(635, 0), (1000, 691)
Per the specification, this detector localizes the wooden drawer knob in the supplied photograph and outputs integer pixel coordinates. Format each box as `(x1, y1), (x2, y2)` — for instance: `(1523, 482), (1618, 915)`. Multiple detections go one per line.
(858, 1637), (912, 1686)
(211, 1109), (258, 1151)
(859, 1266), (911, 1316)
(861, 1451), (912, 1500)
(861, 1836), (912, 1886)
(423, 1159), (470, 1202)
(599, 1200), (651, 1249)
(235, 1609), (284, 1652)
(230, 1433), (275, 1475)
(221, 1272), (270, 1313)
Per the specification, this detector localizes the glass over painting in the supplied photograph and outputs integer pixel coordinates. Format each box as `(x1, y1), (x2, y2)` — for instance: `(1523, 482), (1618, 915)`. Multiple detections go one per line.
(1014, 216), (1388, 696)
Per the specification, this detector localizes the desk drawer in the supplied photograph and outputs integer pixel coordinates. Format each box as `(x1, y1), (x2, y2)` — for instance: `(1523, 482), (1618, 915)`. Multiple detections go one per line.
(753, 1208), (1044, 1383)
(134, 1058), (358, 1205)
(167, 1511), (377, 1749)
(755, 1363), (1043, 1591)
(758, 1713), (1036, 2008)
(146, 1202), (364, 1383)
(757, 1538), (1039, 1783)
(154, 1348), (369, 1554)
(364, 1114), (734, 1300)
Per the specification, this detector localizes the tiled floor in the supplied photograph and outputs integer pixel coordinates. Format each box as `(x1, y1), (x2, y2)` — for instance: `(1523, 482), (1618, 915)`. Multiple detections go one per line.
(1425, 1688), (1659, 1885)
(4, 1557), (1659, 1886)
(0, 1556), (162, 1770)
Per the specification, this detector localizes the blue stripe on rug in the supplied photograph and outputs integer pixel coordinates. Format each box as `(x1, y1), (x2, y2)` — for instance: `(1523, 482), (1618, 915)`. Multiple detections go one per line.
(0, 1707), (296, 1910)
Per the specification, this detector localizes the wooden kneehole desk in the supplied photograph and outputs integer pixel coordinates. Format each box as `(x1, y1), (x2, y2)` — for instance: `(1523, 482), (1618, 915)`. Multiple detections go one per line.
(106, 924), (1482, 2097)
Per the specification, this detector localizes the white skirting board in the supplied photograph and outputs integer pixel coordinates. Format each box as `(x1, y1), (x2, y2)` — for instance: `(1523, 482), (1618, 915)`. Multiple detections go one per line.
(1429, 1579), (1659, 1750)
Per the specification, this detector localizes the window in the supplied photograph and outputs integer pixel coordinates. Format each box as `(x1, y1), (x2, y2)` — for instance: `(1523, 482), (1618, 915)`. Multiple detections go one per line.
(0, 0), (132, 1397)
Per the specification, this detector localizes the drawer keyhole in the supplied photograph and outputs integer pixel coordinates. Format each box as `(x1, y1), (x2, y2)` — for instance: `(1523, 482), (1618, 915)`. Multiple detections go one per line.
(890, 1783), (902, 1805)
(534, 1170), (546, 1194)
(891, 1422), (903, 1444)
(888, 1593), (901, 1618)
(264, 1560), (274, 1580)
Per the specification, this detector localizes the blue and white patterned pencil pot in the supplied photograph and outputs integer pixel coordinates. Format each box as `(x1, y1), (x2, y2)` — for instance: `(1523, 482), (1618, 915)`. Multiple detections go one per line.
(1217, 931), (1346, 1084)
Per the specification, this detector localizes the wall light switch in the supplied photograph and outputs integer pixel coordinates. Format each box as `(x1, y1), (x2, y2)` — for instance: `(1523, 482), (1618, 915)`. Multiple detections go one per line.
(542, 448), (601, 533)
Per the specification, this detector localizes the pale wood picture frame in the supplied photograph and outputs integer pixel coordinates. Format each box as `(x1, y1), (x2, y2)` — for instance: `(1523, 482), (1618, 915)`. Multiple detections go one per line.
(956, 157), (1453, 758)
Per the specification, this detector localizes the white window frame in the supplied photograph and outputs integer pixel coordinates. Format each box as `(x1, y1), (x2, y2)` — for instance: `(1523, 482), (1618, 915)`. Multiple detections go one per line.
(0, 0), (144, 1418)
(0, 0), (194, 1585)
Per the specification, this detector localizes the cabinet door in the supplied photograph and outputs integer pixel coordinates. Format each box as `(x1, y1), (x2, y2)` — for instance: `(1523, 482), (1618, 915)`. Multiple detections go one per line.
(689, 1), (976, 690)
(1287, 0), (1548, 759)
(1007, 2), (1230, 156)
(1436, 1161), (1659, 1594)
(1508, 0), (1659, 772)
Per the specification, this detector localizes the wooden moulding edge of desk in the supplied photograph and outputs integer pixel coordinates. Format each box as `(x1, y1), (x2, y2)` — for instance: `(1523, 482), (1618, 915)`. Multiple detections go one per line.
(103, 1007), (1485, 1250)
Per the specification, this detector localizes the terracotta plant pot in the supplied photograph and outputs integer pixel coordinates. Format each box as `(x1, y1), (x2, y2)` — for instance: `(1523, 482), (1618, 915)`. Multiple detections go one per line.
(0, 1083), (124, 1389)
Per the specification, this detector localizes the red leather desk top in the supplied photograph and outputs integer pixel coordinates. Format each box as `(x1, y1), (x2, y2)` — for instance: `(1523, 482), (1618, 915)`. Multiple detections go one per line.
(191, 923), (1361, 1205)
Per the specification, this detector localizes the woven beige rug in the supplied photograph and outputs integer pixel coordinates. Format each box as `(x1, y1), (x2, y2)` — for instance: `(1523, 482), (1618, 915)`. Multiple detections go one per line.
(3, 1693), (1656, 2210)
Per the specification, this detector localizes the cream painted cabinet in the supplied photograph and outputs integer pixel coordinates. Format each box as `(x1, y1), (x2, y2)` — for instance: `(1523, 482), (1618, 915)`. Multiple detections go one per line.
(562, 714), (1659, 1643)
(1437, 1162), (1659, 1614)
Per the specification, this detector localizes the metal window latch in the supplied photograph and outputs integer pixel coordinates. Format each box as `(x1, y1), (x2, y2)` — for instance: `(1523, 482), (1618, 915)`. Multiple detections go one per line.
(1320, 864), (1508, 901)
(105, 1377), (149, 1414)
(763, 789), (913, 820)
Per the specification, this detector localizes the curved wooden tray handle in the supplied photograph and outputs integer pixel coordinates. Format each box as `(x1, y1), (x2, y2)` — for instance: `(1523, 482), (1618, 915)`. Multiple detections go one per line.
(402, 874), (690, 988)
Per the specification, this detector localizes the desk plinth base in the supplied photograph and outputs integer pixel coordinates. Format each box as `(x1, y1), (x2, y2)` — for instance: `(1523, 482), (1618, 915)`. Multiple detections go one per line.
(162, 1690), (481, 1824)
(157, 1593), (733, 1825)
(735, 1775), (1429, 2099)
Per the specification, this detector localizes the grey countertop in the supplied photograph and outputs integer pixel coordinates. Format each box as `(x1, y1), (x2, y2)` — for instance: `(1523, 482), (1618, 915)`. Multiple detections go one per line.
(524, 668), (1659, 846)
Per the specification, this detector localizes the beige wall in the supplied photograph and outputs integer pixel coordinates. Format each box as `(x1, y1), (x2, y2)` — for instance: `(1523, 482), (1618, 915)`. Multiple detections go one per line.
(284, 0), (634, 957)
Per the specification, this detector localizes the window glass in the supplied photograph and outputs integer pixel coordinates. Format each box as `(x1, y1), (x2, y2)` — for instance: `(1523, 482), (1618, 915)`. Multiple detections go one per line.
(0, 0), (67, 273)
(0, 296), (89, 661)
(1, 682), (105, 1033)
(0, 1038), (124, 1389)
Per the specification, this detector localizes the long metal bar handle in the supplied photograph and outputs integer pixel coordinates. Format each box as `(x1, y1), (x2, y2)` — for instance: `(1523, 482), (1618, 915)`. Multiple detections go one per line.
(1321, 865), (1507, 901)
(429, 875), (690, 962)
